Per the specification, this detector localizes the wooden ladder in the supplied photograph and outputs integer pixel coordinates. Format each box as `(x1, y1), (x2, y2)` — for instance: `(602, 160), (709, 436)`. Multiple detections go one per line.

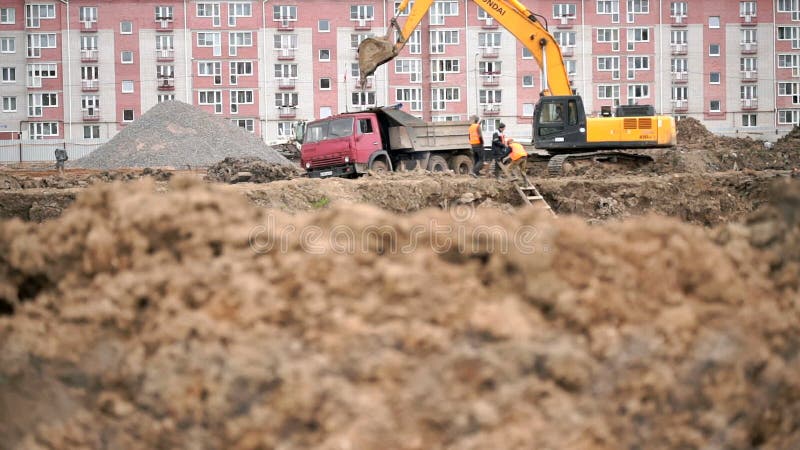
(514, 173), (555, 216)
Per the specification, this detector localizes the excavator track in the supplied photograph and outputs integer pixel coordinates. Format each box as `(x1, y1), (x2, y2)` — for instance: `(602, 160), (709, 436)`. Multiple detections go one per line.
(546, 151), (654, 176)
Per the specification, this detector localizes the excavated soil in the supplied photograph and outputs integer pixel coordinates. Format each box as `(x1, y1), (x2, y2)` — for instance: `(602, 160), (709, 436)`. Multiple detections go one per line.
(1, 178), (799, 449)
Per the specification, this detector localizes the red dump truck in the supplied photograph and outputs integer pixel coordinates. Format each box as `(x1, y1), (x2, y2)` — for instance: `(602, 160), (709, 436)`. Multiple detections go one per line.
(297, 106), (476, 178)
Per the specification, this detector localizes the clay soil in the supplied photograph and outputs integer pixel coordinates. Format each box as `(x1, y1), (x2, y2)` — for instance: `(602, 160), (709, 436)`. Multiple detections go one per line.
(1, 120), (800, 449)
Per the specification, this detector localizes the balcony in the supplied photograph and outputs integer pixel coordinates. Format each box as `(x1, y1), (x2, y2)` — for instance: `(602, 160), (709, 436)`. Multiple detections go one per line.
(741, 98), (758, 110)
(670, 15), (687, 27)
(556, 16), (574, 29)
(741, 42), (758, 54)
(481, 73), (500, 86)
(81, 20), (97, 32)
(80, 48), (98, 62)
(481, 47), (499, 58)
(740, 14), (757, 26)
(156, 48), (175, 61)
(561, 46), (574, 57)
(481, 17), (498, 29)
(278, 106), (297, 118)
(278, 78), (296, 89)
(671, 43), (687, 55)
(277, 19), (294, 31)
(672, 99), (688, 112)
(155, 17), (174, 31)
(27, 76), (42, 88)
(482, 104), (500, 116)
(354, 18), (371, 30)
(276, 48), (295, 60)
(82, 108), (100, 121)
(157, 77), (175, 90)
(82, 79), (99, 92)
(742, 70), (758, 82)
(671, 71), (688, 83)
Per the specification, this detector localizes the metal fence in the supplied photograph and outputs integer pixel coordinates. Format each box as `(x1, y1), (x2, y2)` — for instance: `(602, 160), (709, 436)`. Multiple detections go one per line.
(0, 139), (107, 164)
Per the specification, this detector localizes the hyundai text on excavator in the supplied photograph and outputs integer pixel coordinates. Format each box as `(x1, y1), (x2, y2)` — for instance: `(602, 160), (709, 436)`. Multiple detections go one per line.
(357, 0), (676, 174)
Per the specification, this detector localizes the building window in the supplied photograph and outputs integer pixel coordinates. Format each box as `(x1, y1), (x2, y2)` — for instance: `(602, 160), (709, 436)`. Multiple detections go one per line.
(228, 2), (251, 26)
(522, 75), (534, 87)
(395, 87), (422, 111)
(1, 67), (16, 82)
(740, 1), (757, 17)
(120, 21), (133, 34)
(26, 33), (56, 58)
(0, 37), (14, 53)
(198, 91), (222, 113)
(395, 59), (421, 83)
(123, 109), (135, 122)
(778, 109), (800, 124)
(522, 103), (535, 117)
(597, 0), (621, 22)
(273, 5), (297, 21)
(597, 28), (620, 51)
(28, 122), (58, 139)
(83, 125), (100, 139)
(709, 16), (720, 28)
(275, 92), (298, 107)
(230, 89), (254, 113)
(122, 80), (134, 93)
(627, 84), (650, 104)
(553, 3), (577, 19)
(121, 51), (134, 63)
(319, 49), (330, 61)
(278, 121), (295, 137)
(598, 84), (621, 100)
(429, 30), (458, 53)
(709, 44), (720, 56)
(27, 93), (57, 117)
(431, 87), (460, 111)
(742, 114), (757, 127)
(229, 31), (252, 56)
(710, 100), (721, 112)
(2, 96), (16, 112)
(79, 6), (97, 23)
(25, 4), (55, 28)
(709, 72), (720, 83)
(155, 6), (173, 21)
(318, 19), (330, 32)
(522, 47), (533, 59)
(0, 8), (16, 24)
(320, 78), (331, 90)
(670, 1), (687, 17)
(350, 5), (374, 21)
(429, 1), (458, 25)
(430, 59), (460, 82)
(231, 119), (254, 132)
(158, 94), (175, 103)
(352, 91), (377, 109)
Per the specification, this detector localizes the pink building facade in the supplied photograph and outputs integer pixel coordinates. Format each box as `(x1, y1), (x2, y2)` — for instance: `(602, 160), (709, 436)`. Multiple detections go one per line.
(0, 0), (798, 143)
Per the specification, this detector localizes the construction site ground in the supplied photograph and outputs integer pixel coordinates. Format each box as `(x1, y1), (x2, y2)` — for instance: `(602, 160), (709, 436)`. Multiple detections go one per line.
(1, 118), (800, 449)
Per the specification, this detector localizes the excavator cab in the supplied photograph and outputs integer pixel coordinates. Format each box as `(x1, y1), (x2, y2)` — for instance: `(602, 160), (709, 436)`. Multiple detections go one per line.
(532, 96), (587, 150)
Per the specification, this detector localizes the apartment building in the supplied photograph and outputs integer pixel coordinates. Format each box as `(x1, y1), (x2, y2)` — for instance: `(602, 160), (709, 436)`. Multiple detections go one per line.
(0, 0), (798, 144)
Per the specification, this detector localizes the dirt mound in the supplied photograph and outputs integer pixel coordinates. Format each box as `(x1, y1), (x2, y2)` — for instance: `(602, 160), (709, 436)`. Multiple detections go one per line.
(1, 179), (799, 449)
(676, 117), (717, 146)
(206, 157), (302, 183)
(74, 101), (293, 169)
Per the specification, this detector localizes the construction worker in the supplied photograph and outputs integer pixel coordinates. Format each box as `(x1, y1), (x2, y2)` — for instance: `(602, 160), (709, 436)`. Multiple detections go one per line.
(54, 146), (68, 175)
(504, 138), (528, 178)
(490, 122), (508, 178)
(469, 115), (486, 176)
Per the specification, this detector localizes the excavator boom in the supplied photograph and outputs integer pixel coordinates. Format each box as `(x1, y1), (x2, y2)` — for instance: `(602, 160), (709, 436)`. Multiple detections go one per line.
(358, 0), (571, 96)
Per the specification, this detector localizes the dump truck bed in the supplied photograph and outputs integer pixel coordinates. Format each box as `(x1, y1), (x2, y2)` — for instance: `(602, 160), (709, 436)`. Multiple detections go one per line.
(372, 108), (470, 152)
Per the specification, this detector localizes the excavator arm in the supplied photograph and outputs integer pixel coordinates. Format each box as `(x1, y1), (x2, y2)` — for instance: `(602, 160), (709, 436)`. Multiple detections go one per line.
(357, 0), (572, 96)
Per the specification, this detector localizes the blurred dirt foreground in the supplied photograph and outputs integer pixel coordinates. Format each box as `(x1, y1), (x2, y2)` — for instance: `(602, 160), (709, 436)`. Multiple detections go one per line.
(1, 176), (799, 450)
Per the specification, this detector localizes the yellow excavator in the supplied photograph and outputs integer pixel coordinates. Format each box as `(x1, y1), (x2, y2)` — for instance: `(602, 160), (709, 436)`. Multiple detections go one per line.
(358, 0), (676, 173)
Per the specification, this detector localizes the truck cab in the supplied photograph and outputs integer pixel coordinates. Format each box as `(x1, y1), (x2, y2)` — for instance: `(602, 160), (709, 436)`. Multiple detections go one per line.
(298, 112), (390, 178)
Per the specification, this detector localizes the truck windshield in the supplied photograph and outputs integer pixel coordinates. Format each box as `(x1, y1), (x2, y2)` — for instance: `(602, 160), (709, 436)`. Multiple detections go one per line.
(304, 118), (354, 144)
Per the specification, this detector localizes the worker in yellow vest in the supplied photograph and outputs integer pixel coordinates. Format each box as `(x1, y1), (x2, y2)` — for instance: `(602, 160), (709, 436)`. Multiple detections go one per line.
(505, 138), (528, 178)
(468, 116), (485, 176)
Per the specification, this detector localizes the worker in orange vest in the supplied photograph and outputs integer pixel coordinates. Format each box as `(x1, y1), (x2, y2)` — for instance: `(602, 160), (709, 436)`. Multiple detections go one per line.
(504, 138), (528, 178)
(468, 115), (485, 176)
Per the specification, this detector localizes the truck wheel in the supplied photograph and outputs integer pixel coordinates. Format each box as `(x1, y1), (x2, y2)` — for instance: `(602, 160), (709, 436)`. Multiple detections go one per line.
(427, 155), (448, 172)
(370, 159), (389, 172)
(448, 155), (473, 175)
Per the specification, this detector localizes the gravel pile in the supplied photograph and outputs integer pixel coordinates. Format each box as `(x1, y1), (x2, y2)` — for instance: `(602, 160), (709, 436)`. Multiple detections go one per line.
(75, 101), (294, 169)
(205, 157), (302, 183)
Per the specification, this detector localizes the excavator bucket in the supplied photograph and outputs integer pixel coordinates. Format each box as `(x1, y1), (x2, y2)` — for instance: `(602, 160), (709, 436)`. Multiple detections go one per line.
(357, 36), (397, 87)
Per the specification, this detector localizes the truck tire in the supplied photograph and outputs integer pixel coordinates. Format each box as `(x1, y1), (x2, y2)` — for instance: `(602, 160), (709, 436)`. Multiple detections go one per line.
(448, 154), (473, 175)
(427, 155), (448, 172)
(370, 159), (389, 172)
